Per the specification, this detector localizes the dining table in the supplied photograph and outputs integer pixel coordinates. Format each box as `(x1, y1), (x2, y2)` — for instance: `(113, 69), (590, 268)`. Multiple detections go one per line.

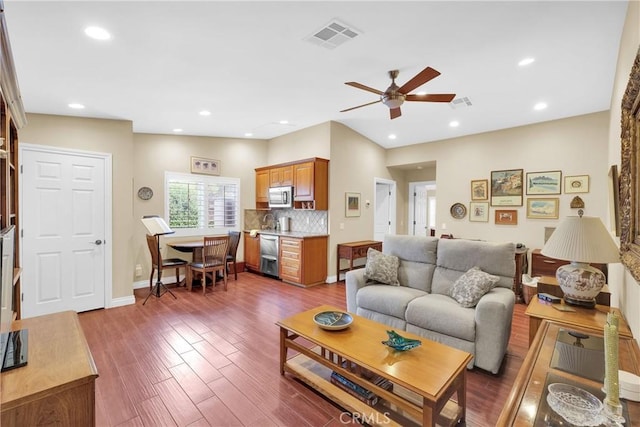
(167, 237), (227, 286)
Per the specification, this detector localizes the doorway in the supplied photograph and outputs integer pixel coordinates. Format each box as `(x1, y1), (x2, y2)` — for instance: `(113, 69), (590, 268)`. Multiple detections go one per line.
(20, 144), (112, 318)
(408, 181), (436, 236)
(373, 178), (396, 242)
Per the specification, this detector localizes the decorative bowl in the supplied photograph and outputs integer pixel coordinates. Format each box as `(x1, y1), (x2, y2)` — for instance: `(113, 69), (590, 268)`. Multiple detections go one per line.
(546, 383), (603, 426)
(313, 311), (353, 331)
(381, 330), (422, 351)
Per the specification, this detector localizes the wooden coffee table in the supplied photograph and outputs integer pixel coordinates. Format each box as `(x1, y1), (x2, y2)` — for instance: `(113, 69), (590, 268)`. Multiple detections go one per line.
(277, 305), (473, 427)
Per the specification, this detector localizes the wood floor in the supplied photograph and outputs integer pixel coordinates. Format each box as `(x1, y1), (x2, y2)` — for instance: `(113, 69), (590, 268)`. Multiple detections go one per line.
(79, 272), (530, 427)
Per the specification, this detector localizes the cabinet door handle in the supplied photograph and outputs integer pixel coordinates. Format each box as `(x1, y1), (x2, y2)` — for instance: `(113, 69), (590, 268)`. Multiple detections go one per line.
(542, 260), (556, 264)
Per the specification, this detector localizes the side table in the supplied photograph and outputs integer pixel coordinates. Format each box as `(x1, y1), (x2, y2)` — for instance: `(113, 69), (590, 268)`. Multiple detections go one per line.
(336, 240), (382, 281)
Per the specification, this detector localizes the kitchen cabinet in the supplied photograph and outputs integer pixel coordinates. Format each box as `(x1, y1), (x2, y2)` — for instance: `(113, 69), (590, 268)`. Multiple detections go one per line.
(293, 158), (328, 210)
(243, 232), (261, 272)
(279, 235), (328, 287)
(270, 165), (293, 187)
(255, 168), (270, 208)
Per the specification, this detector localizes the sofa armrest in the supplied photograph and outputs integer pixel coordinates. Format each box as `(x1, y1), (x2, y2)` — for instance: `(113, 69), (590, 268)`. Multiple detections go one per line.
(345, 268), (368, 313)
(473, 288), (515, 374)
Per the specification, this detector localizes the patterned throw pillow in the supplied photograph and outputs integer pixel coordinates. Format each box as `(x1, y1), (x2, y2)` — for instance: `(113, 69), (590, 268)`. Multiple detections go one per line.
(364, 248), (400, 286)
(450, 266), (499, 308)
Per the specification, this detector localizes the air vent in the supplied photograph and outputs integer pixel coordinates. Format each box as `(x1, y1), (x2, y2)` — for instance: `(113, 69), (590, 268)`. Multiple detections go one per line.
(305, 19), (360, 50)
(449, 97), (473, 109)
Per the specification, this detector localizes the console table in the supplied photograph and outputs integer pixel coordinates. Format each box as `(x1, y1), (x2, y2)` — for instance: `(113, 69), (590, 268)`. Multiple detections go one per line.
(497, 320), (640, 425)
(336, 240), (382, 281)
(1, 311), (99, 425)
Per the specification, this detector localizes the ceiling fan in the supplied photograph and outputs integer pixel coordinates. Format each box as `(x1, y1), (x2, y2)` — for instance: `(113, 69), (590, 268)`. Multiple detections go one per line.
(341, 66), (456, 120)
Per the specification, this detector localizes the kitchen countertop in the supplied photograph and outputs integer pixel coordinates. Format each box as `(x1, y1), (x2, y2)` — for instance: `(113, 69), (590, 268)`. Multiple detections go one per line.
(244, 229), (329, 238)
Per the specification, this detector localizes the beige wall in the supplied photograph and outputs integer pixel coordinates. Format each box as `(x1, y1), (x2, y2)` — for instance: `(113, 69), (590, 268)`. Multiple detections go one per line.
(608, 0), (640, 343)
(19, 113), (135, 301)
(266, 122), (331, 165)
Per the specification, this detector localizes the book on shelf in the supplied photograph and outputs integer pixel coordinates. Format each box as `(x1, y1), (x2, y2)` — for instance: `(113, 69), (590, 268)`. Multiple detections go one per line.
(330, 370), (392, 406)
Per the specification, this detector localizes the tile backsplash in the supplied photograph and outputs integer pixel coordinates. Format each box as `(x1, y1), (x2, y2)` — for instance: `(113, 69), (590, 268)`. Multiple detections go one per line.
(244, 209), (328, 234)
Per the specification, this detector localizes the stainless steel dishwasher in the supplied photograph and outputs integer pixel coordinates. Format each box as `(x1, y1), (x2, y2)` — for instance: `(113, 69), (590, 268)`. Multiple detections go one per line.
(260, 234), (279, 277)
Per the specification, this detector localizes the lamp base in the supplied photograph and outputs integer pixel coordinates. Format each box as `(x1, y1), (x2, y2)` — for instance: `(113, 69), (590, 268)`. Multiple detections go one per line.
(563, 296), (597, 309)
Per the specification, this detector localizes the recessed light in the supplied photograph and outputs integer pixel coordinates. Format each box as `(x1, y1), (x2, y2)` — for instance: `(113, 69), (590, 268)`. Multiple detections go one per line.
(279, 120), (289, 125)
(415, 91), (427, 96)
(388, 134), (397, 140)
(518, 57), (535, 67)
(199, 110), (211, 116)
(173, 128), (183, 133)
(417, 166), (423, 170)
(84, 26), (111, 41)
(534, 102), (547, 111)
(449, 121), (460, 127)
(244, 132), (253, 137)
(68, 103), (85, 109)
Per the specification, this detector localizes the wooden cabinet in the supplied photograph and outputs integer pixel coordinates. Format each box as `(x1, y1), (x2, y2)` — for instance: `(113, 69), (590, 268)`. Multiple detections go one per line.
(255, 168), (270, 208)
(336, 240), (382, 281)
(1, 311), (99, 426)
(269, 165), (293, 187)
(531, 249), (608, 280)
(292, 158), (328, 210)
(279, 236), (328, 287)
(243, 232), (261, 272)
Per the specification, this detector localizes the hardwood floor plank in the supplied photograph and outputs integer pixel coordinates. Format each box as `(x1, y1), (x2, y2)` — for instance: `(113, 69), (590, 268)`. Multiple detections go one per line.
(135, 395), (178, 427)
(180, 348), (223, 384)
(169, 362), (215, 404)
(117, 360), (158, 403)
(196, 395), (243, 427)
(207, 376), (277, 426)
(154, 377), (203, 426)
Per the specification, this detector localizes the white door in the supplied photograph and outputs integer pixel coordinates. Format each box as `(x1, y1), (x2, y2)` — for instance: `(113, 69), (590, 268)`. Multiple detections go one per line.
(21, 146), (108, 317)
(374, 180), (396, 241)
(409, 181), (436, 236)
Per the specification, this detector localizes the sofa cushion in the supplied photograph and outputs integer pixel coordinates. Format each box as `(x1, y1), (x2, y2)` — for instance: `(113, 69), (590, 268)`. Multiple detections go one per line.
(364, 248), (400, 286)
(406, 294), (476, 342)
(449, 267), (499, 308)
(357, 285), (426, 319)
(384, 235), (438, 291)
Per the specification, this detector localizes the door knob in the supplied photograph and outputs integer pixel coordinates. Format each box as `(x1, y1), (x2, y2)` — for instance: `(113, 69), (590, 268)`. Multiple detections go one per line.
(92, 239), (103, 245)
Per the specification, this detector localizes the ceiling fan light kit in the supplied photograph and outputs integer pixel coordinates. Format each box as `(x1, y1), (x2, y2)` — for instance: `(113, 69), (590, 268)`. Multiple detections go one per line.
(342, 66), (456, 119)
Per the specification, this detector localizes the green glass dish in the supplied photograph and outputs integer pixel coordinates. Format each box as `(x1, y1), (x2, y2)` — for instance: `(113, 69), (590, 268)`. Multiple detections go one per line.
(382, 330), (422, 351)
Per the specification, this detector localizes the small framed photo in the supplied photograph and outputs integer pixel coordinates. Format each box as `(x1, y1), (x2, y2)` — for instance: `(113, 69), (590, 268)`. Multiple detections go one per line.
(526, 170), (561, 195)
(345, 192), (361, 217)
(564, 175), (589, 194)
(471, 179), (489, 201)
(527, 198), (559, 219)
(191, 156), (220, 176)
(491, 169), (523, 206)
(469, 202), (489, 222)
(495, 209), (518, 225)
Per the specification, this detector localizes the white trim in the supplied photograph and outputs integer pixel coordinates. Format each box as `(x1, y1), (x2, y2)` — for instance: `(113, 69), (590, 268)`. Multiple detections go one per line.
(110, 295), (135, 308)
(19, 143), (114, 310)
(408, 180), (436, 236)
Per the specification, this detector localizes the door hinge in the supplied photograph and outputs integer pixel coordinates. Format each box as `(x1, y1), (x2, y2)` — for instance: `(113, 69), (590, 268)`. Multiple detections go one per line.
(21, 293), (23, 302)
(21, 229), (23, 238)
(20, 164), (23, 174)
(388, 221), (391, 225)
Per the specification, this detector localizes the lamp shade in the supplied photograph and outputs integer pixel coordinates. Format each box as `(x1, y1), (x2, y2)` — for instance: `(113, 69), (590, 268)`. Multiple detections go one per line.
(541, 216), (619, 264)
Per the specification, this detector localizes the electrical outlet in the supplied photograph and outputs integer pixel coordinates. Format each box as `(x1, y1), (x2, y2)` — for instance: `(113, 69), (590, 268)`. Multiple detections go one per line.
(339, 223), (344, 230)
(135, 264), (142, 277)
(320, 218), (324, 226)
(306, 217), (310, 224)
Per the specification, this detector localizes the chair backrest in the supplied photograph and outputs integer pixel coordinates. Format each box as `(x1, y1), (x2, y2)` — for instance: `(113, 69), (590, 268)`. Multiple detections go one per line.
(227, 231), (241, 258)
(146, 234), (162, 267)
(202, 236), (229, 267)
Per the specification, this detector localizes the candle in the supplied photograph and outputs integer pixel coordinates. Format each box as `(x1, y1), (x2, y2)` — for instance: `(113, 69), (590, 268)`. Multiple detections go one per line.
(604, 312), (621, 408)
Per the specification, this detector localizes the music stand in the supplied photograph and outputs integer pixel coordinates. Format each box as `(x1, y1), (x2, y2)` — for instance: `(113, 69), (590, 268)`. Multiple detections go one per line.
(141, 215), (177, 305)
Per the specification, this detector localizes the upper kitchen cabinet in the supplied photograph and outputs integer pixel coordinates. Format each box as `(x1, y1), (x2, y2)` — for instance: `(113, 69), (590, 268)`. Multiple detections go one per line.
(269, 165), (293, 187)
(293, 158), (328, 210)
(255, 168), (270, 209)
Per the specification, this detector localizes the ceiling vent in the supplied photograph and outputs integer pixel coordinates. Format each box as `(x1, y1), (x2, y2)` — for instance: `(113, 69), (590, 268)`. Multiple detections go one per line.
(305, 20), (360, 50)
(449, 97), (473, 109)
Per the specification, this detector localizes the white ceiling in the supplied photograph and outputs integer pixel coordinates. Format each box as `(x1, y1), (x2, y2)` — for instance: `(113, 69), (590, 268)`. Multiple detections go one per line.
(2, 1), (629, 149)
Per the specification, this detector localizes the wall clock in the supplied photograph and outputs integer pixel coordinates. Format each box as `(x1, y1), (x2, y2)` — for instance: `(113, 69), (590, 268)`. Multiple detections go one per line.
(137, 186), (153, 200)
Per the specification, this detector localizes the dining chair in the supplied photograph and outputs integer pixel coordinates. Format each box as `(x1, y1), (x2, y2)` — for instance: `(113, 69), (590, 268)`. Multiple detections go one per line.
(187, 235), (229, 294)
(145, 234), (188, 290)
(226, 231), (241, 280)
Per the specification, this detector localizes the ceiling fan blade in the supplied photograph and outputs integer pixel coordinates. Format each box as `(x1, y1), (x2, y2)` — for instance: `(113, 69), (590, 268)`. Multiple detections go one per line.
(405, 93), (456, 103)
(345, 82), (384, 95)
(340, 99), (382, 113)
(390, 107), (402, 120)
(398, 67), (441, 94)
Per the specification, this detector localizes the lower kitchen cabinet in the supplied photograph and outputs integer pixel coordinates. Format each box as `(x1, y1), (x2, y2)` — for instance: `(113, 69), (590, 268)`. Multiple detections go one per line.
(244, 232), (261, 272)
(280, 236), (328, 287)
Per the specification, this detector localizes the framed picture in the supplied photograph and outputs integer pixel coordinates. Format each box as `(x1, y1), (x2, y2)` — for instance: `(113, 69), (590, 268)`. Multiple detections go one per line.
(191, 156), (220, 176)
(609, 165), (620, 236)
(471, 179), (489, 201)
(495, 209), (518, 225)
(526, 170), (561, 195)
(526, 198), (559, 219)
(564, 175), (589, 194)
(469, 202), (489, 222)
(490, 169), (523, 206)
(345, 192), (361, 217)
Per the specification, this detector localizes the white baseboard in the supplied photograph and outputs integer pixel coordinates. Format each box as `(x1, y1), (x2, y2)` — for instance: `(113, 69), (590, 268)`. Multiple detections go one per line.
(326, 275), (339, 284)
(109, 295), (136, 308)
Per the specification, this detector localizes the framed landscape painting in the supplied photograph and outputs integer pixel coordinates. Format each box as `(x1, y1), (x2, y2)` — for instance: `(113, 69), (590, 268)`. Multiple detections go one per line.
(491, 169), (523, 206)
(527, 198), (559, 219)
(471, 179), (488, 201)
(526, 170), (561, 195)
(469, 202), (489, 222)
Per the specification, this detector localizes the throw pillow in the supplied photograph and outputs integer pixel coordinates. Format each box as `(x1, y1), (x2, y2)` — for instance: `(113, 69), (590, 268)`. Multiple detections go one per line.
(450, 266), (499, 308)
(364, 248), (400, 286)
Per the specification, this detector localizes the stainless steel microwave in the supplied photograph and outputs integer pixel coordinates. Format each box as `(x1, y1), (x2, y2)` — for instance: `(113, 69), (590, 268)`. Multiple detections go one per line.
(268, 186), (293, 208)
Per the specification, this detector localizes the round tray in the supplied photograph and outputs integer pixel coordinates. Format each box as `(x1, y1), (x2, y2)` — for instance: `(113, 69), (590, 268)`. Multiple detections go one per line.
(313, 311), (353, 331)
(450, 202), (467, 219)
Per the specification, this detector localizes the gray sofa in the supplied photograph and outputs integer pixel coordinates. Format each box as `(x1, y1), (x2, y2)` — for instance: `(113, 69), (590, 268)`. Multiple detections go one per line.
(345, 235), (516, 374)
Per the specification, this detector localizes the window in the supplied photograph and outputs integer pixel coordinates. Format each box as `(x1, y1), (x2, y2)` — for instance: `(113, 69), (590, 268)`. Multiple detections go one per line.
(165, 172), (240, 236)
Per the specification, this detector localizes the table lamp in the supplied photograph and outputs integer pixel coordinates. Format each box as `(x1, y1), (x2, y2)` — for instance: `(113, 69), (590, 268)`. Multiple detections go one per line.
(541, 212), (619, 308)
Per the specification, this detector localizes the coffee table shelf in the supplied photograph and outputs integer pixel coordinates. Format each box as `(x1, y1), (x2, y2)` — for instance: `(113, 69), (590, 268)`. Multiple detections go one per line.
(277, 305), (472, 427)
